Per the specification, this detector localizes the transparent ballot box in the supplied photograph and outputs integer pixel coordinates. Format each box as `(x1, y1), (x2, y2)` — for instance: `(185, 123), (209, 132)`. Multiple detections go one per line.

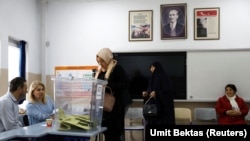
(53, 77), (107, 131)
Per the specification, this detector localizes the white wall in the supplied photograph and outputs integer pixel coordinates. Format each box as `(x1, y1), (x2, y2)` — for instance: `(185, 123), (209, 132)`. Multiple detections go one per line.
(0, 0), (249, 100)
(0, 0), (42, 74)
(45, 0), (250, 75)
(187, 50), (250, 101)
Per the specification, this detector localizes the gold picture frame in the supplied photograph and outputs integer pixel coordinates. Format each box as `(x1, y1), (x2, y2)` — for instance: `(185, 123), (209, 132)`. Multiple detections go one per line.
(129, 10), (153, 41)
(194, 7), (220, 40)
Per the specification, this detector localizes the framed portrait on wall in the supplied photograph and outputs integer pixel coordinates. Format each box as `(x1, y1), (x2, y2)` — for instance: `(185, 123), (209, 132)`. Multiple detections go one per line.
(161, 3), (187, 40)
(129, 10), (153, 41)
(194, 7), (220, 40)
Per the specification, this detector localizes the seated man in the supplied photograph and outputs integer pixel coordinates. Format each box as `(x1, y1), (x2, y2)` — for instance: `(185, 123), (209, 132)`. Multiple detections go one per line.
(0, 77), (27, 132)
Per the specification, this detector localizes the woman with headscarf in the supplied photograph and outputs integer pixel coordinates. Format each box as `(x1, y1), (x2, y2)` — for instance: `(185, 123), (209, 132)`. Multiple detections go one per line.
(215, 84), (249, 125)
(142, 61), (175, 126)
(95, 48), (129, 141)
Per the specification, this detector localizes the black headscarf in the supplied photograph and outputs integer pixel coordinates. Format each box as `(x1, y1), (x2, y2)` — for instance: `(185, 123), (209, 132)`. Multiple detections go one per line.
(148, 61), (173, 93)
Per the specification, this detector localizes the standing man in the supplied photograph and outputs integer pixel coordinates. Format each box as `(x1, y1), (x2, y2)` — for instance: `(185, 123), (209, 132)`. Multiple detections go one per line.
(163, 8), (185, 37)
(0, 77), (28, 132)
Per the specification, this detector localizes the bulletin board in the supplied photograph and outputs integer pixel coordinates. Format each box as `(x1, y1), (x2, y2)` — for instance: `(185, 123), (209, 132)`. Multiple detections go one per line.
(55, 66), (98, 79)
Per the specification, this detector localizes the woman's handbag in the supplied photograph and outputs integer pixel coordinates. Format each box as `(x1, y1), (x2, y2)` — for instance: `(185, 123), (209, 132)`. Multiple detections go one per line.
(143, 97), (158, 118)
(103, 86), (115, 112)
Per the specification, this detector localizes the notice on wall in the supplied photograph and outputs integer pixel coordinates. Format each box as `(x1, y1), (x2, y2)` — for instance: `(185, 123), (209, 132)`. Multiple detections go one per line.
(55, 66), (98, 79)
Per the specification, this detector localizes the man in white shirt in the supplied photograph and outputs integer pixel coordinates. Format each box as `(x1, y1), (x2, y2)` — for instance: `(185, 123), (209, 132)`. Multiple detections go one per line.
(0, 77), (27, 132)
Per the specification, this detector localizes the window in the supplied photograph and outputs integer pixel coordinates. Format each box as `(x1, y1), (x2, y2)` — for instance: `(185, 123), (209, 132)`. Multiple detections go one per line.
(8, 38), (20, 82)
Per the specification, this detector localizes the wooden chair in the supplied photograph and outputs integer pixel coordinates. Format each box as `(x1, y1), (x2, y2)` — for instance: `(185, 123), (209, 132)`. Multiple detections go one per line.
(174, 107), (192, 125)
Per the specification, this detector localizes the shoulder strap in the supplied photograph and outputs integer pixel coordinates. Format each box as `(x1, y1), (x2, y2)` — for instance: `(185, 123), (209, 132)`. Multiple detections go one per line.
(105, 86), (113, 95)
(145, 97), (156, 104)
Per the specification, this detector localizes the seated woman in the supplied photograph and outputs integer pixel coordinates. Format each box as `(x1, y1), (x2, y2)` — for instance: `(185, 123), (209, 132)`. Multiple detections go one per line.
(26, 81), (55, 125)
(26, 81), (88, 141)
(26, 81), (55, 141)
(215, 84), (249, 125)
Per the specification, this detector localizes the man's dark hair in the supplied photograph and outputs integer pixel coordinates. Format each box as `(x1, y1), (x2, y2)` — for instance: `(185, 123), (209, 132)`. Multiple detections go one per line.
(9, 77), (26, 92)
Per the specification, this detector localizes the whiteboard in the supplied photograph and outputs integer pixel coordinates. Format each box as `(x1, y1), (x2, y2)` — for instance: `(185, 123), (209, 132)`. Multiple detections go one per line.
(187, 50), (250, 101)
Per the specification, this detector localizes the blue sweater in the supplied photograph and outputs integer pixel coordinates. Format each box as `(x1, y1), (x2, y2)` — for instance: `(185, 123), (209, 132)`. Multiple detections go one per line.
(26, 95), (54, 125)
